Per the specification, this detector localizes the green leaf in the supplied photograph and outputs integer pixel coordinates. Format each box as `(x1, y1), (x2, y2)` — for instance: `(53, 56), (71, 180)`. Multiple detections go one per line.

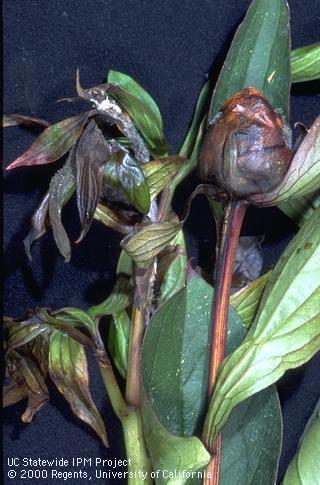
(278, 190), (320, 227)
(230, 271), (271, 328)
(107, 311), (130, 379)
(7, 111), (95, 170)
(204, 207), (320, 449)
(141, 156), (185, 201)
(88, 277), (130, 322)
(250, 115), (320, 206)
(179, 80), (211, 158)
(48, 154), (76, 262)
(142, 272), (282, 483)
(141, 387), (210, 485)
(49, 330), (108, 446)
(221, 387), (282, 485)
(5, 315), (49, 352)
(209, 0), (290, 121)
(103, 148), (151, 214)
(107, 70), (168, 158)
(122, 221), (182, 269)
(291, 43), (320, 83)
(159, 230), (187, 305)
(53, 308), (96, 336)
(93, 202), (136, 235)
(283, 399), (320, 484)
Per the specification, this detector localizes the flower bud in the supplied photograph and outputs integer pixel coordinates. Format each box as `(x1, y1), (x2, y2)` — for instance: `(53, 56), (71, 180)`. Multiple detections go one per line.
(198, 87), (292, 198)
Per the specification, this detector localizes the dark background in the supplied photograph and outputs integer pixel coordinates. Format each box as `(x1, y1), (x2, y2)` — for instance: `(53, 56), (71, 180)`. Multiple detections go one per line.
(3, 1), (320, 484)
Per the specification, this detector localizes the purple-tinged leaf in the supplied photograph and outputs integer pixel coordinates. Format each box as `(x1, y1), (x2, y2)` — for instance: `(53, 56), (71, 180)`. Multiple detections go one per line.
(49, 330), (108, 447)
(7, 111), (96, 170)
(23, 192), (49, 260)
(232, 236), (264, 289)
(75, 120), (110, 243)
(2, 114), (51, 128)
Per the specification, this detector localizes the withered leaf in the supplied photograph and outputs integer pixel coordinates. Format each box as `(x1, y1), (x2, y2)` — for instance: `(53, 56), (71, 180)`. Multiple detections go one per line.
(94, 202), (136, 235)
(6, 350), (49, 422)
(232, 236), (264, 289)
(5, 313), (49, 353)
(48, 330), (108, 446)
(49, 153), (76, 262)
(75, 120), (110, 243)
(23, 192), (49, 260)
(3, 380), (26, 408)
(141, 156), (185, 201)
(7, 111), (96, 170)
(2, 114), (51, 129)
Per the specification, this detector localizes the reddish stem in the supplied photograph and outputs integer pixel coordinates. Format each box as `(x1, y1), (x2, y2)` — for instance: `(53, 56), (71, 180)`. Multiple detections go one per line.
(203, 199), (248, 485)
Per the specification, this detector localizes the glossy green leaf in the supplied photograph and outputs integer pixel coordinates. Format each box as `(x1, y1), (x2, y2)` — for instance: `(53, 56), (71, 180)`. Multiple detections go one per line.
(231, 271), (271, 328)
(205, 207), (320, 449)
(49, 330), (108, 446)
(7, 111), (95, 170)
(278, 190), (320, 227)
(141, 156), (185, 201)
(283, 399), (320, 484)
(221, 387), (282, 485)
(159, 230), (187, 305)
(49, 154), (76, 262)
(250, 116), (320, 206)
(209, 0), (290, 121)
(179, 80), (211, 158)
(88, 277), (130, 322)
(141, 387), (210, 485)
(107, 311), (130, 379)
(104, 148), (150, 214)
(291, 43), (320, 83)
(76, 120), (110, 243)
(107, 70), (168, 158)
(122, 221), (182, 269)
(142, 272), (282, 483)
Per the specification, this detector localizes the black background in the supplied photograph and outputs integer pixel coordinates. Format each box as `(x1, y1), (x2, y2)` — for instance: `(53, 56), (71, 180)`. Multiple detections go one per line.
(3, 1), (320, 484)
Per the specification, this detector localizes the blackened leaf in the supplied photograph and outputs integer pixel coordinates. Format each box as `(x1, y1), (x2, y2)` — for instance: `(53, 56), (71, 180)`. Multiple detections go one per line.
(103, 148), (150, 214)
(231, 272), (271, 328)
(75, 120), (110, 243)
(291, 43), (320, 83)
(49, 330), (108, 446)
(283, 399), (320, 484)
(107, 71), (169, 158)
(5, 314), (49, 352)
(232, 236), (264, 289)
(48, 154), (76, 262)
(278, 190), (320, 227)
(205, 208), (320, 449)
(108, 311), (130, 379)
(179, 80), (211, 158)
(23, 192), (49, 260)
(122, 221), (182, 269)
(7, 111), (95, 170)
(2, 114), (50, 128)
(141, 156), (185, 201)
(250, 116), (320, 205)
(209, 0), (291, 121)
(88, 277), (130, 322)
(94, 203), (136, 235)
(7, 350), (49, 422)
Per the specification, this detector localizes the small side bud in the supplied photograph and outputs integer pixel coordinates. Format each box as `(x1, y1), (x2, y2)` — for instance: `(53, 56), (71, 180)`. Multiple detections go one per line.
(198, 87), (292, 198)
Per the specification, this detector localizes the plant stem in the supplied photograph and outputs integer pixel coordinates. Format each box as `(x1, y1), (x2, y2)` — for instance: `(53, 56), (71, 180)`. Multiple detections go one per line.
(203, 199), (248, 485)
(97, 349), (152, 484)
(126, 264), (156, 408)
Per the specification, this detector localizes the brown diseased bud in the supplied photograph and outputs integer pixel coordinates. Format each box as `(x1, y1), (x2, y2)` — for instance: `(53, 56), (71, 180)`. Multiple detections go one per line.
(198, 87), (293, 198)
